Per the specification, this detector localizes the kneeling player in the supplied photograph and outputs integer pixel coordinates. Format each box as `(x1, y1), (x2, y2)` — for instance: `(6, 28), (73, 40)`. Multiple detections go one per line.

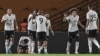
(17, 36), (31, 54)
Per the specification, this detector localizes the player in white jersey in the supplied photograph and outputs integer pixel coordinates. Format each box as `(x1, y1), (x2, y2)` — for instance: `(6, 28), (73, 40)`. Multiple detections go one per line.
(44, 13), (54, 53)
(1, 9), (18, 54)
(27, 10), (37, 54)
(33, 11), (47, 54)
(63, 8), (85, 54)
(17, 36), (31, 54)
(86, 5), (100, 53)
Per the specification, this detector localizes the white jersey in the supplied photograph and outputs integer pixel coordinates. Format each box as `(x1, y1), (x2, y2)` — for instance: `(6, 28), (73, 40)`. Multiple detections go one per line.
(27, 14), (36, 31)
(86, 10), (98, 30)
(35, 15), (47, 32)
(2, 14), (16, 31)
(66, 15), (79, 32)
(46, 19), (51, 36)
(18, 36), (31, 46)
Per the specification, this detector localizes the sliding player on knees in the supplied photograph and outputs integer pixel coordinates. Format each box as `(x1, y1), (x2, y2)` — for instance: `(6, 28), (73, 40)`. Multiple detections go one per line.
(1, 9), (18, 54)
(63, 8), (85, 54)
(17, 36), (31, 54)
(86, 4), (100, 53)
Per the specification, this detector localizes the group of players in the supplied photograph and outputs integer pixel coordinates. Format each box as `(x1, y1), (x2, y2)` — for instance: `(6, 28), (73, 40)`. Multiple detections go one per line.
(0, 4), (100, 54)
(63, 4), (100, 54)
(1, 9), (54, 54)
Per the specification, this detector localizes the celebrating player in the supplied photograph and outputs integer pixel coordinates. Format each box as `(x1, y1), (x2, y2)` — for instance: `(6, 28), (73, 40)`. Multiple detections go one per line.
(63, 8), (85, 54)
(33, 11), (48, 54)
(44, 13), (54, 53)
(27, 10), (37, 54)
(1, 9), (18, 54)
(86, 4), (100, 53)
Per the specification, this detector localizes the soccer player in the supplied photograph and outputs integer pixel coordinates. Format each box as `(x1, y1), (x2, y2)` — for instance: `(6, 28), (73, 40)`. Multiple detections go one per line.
(86, 4), (100, 53)
(33, 11), (48, 54)
(27, 10), (37, 54)
(17, 36), (31, 54)
(44, 13), (54, 53)
(63, 8), (85, 54)
(1, 9), (18, 54)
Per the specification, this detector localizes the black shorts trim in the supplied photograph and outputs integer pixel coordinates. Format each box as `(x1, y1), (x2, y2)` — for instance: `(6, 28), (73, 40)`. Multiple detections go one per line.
(28, 30), (36, 41)
(4, 30), (14, 39)
(37, 32), (46, 41)
(88, 29), (97, 37)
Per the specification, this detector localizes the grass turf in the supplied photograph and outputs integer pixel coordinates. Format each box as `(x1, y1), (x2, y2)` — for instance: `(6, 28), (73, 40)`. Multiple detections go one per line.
(0, 54), (100, 56)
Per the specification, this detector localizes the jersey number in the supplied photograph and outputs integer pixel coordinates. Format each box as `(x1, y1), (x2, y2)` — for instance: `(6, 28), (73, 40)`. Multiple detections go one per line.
(39, 18), (43, 24)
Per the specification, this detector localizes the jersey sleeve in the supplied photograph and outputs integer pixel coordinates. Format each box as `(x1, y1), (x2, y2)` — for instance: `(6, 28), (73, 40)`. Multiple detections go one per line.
(48, 20), (51, 26)
(28, 14), (33, 22)
(95, 12), (98, 19)
(14, 14), (16, 20)
(18, 37), (23, 45)
(86, 13), (90, 20)
(2, 15), (7, 21)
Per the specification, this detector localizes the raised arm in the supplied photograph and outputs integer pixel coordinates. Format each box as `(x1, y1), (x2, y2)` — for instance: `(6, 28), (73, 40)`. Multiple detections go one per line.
(63, 13), (67, 22)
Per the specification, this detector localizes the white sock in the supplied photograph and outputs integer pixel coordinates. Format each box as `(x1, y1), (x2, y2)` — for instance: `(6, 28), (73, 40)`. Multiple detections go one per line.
(75, 41), (79, 53)
(5, 40), (9, 54)
(8, 41), (13, 49)
(44, 46), (47, 53)
(66, 42), (71, 53)
(88, 39), (92, 53)
(92, 39), (100, 48)
(38, 46), (40, 52)
(31, 42), (35, 53)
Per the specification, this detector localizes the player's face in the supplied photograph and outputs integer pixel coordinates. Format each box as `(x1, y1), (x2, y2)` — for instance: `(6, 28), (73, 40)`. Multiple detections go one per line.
(7, 9), (12, 14)
(72, 11), (77, 16)
(33, 10), (37, 15)
(45, 14), (49, 18)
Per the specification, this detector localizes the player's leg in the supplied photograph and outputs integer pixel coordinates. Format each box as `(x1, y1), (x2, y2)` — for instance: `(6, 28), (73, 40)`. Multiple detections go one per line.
(66, 32), (72, 54)
(43, 36), (49, 54)
(92, 30), (100, 52)
(37, 32), (43, 54)
(8, 31), (14, 53)
(88, 30), (92, 53)
(4, 31), (9, 54)
(28, 30), (33, 54)
(75, 31), (79, 54)
(37, 41), (42, 54)
(31, 31), (36, 54)
(42, 32), (48, 54)
(42, 41), (47, 54)
(5, 39), (9, 54)
(25, 45), (28, 54)
(17, 46), (23, 54)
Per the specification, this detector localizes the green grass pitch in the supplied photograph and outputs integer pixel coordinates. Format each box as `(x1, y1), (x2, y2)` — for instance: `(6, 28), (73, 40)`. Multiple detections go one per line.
(0, 54), (100, 56)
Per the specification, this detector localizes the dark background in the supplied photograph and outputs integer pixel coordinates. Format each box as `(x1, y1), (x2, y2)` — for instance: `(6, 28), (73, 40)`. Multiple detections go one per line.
(0, 31), (100, 54)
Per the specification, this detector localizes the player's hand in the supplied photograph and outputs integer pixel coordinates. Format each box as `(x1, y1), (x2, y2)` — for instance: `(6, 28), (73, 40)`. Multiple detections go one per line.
(81, 25), (85, 29)
(64, 13), (67, 17)
(85, 30), (89, 35)
(97, 29), (99, 33)
(16, 26), (19, 32)
(51, 31), (54, 36)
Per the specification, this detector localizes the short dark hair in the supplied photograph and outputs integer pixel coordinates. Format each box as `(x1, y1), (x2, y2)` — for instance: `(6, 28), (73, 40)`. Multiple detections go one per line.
(88, 4), (93, 9)
(24, 39), (29, 44)
(69, 8), (78, 13)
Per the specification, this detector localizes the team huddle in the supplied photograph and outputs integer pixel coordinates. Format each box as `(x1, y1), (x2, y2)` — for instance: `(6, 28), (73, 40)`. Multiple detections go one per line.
(0, 4), (100, 54)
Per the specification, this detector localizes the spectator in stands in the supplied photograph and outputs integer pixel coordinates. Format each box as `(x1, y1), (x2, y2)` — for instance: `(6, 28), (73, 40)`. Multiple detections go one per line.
(21, 18), (28, 32)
